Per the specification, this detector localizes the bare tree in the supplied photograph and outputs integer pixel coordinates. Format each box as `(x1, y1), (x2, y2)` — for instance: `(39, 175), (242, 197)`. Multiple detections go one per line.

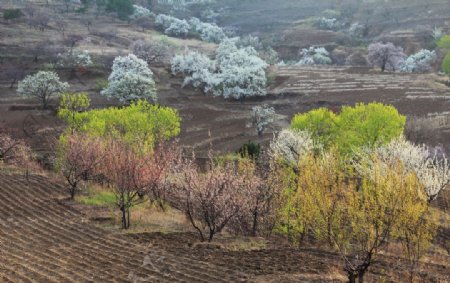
(131, 39), (172, 65)
(5, 65), (25, 89)
(23, 3), (36, 18)
(133, 16), (153, 32)
(0, 132), (35, 170)
(54, 16), (67, 37)
(29, 12), (50, 31)
(64, 34), (84, 50)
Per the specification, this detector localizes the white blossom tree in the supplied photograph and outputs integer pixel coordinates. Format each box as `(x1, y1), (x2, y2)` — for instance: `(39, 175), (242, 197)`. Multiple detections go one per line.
(348, 22), (367, 41)
(211, 39), (268, 99)
(400, 49), (436, 73)
(316, 17), (341, 31)
(368, 42), (406, 72)
(297, 46), (332, 65)
(189, 17), (226, 43)
(270, 129), (314, 167)
(353, 137), (450, 201)
(101, 54), (156, 103)
(171, 40), (268, 99)
(131, 4), (154, 19)
(17, 71), (69, 109)
(57, 49), (93, 73)
(155, 14), (190, 37)
(171, 50), (216, 88)
(251, 105), (275, 136)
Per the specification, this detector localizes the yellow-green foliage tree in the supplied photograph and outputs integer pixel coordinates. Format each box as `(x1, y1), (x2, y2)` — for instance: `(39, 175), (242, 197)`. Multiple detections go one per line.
(291, 103), (405, 156)
(290, 151), (435, 283)
(58, 92), (91, 133)
(290, 108), (337, 149)
(59, 100), (181, 152)
(441, 51), (450, 77)
(437, 35), (450, 50)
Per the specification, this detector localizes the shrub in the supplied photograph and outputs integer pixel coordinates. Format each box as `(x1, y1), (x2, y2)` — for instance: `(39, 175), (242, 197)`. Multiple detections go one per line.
(441, 51), (450, 76)
(189, 17), (226, 43)
(3, 9), (23, 21)
(297, 47), (332, 65)
(130, 4), (154, 19)
(348, 22), (367, 41)
(155, 14), (190, 37)
(106, 0), (134, 20)
(238, 141), (261, 160)
(316, 17), (341, 31)
(437, 35), (450, 50)
(400, 49), (436, 73)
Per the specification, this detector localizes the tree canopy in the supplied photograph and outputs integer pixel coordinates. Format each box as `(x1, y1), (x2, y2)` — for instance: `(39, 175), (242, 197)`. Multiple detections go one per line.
(291, 103), (405, 155)
(60, 100), (180, 152)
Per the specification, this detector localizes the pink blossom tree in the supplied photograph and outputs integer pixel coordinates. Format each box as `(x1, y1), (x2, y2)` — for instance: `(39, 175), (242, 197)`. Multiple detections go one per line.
(56, 134), (105, 199)
(368, 42), (406, 72)
(176, 152), (249, 242)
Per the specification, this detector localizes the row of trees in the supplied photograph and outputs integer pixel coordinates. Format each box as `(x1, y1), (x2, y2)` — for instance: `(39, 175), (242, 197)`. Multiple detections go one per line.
(368, 42), (437, 73)
(52, 99), (449, 282)
(272, 103), (448, 282)
(16, 50), (160, 108)
(171, 39), (268, 99)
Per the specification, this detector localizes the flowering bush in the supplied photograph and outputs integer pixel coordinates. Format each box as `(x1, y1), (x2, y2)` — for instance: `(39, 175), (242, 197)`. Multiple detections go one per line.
(131, 4), (154, 19)
(297, 46), (332, 65)
(400, 49), (436, 73)
(316, 17), (341, 31)
(189, 17), (226, 43)
(155, 14), (190, 37)
(57, 49), (93, 70)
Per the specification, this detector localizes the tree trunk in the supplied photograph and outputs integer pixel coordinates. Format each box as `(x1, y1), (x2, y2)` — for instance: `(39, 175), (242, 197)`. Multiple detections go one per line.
(251, 209), (258, 237)
(70, 185), (76, 200)
(121, 206), (127, 229)
(208, 228), (215, 242)
(42, 96), (48, 109)
(347, 273), (357, 283)
(358, 270), (365, 283)
(127, 208), (130, 229)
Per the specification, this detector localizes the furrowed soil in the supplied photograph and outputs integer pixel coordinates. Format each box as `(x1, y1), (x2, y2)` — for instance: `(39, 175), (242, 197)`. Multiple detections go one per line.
(0, 170), (448, 282)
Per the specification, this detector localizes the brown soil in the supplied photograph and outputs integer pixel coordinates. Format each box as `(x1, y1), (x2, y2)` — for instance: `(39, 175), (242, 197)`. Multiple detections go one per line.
(0, 170), (448, 282)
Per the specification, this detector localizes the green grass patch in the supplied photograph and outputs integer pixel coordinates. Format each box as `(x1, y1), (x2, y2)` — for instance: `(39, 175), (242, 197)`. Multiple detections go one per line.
(78, 190), (116, 206)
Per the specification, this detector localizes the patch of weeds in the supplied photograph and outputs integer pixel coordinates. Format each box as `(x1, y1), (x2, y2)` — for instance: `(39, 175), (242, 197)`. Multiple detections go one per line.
(78, 189), (116, 206)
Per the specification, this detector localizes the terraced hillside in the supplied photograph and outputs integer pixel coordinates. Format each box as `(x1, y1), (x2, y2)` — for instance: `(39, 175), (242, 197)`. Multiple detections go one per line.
(0, 172), (248, 282)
